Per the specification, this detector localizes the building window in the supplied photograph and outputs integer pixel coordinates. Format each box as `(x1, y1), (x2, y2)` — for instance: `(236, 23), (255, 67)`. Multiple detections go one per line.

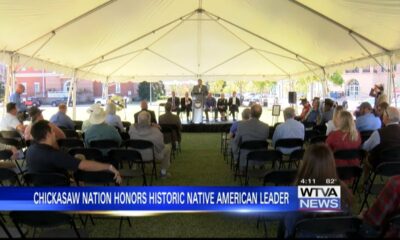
(34, 82), (40, 94)
(115, 83), (121, 94)
(345, 79), (360, 97)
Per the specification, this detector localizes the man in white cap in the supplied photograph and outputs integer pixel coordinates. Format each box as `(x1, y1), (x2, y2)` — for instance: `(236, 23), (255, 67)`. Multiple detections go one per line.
(129, 111), (171, 178)
(84, 105), (122, 147)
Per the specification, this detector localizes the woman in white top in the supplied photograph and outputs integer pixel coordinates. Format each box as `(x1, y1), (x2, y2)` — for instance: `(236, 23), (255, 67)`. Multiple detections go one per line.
(326, 105), (344, 136)
(105, 102), (124, 132)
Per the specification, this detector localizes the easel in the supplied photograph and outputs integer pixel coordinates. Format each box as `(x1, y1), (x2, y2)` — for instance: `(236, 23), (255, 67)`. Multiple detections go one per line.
(272, 105), (281, 126)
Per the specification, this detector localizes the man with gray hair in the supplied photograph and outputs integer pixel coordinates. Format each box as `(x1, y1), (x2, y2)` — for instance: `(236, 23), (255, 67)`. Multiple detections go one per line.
(229, 108), (251, 138)
(363, 106), (400, 168)
(129, 111), (171, 178)
(272, 107), (304, 154)
(232, 104), (269, 168)
(134, 100), (157, 124)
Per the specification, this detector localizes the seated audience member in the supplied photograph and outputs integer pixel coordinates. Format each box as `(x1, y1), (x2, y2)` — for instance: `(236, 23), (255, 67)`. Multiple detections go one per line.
(272, 107), (305, 155)
(167, 91), (180, 114)
(25, 120), (121, 183)
(105, 102), (124, 132)
(229, 108), (250, 138)
(232, 104), (269, 168)
(295, 98), (311, 121)
(180, 92), (192, 122)
(217, 93), (228, 121)
(84, 105), (122, 147)
(360, 175), (400, 238)
(303, 97), (321, 124)
(159, 102), (182, 144)
(320, 98), (334, 125)
(0, 103), (25, 133)
(326, 111), (361, 167)
(228, 91), (240, 121)
(284, 143), (353, 238)
(49, 103), (75, 130)
(134, 100), (157, 124)
(376, 101), (389, 124)
(355, 102), (381, 132)
(363, 106), (400, 169)
(24, 107), (65, 141)
(81, 104), (100, 133)
(204, 93), (217, 122)
(129, 111), (171, 178)
(326, 106), (344, 136)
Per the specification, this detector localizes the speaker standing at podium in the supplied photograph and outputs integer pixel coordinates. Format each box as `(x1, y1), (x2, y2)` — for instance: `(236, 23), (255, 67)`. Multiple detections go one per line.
(191, 79), (208, 123)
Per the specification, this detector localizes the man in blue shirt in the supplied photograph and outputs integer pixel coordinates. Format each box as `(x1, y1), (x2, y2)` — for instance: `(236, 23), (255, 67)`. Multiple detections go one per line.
(204, 93), (217, 122)
(9, 84), (27, 112)
(50, 103), (75, 130)
(273, 107), (305, 154)
(356, 102), (381, 132)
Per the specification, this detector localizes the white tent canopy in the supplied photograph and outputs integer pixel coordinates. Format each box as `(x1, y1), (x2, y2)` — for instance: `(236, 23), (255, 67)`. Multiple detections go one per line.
(1, 0), (400, 83)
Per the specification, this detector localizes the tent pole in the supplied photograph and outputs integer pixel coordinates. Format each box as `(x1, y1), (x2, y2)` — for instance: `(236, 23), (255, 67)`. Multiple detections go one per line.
(205, 10), (323, 68)
(72, 69), (77, 120)
(389, 54), (397, 107)
(3, 54), (13, 114)
(288, 0), (389, 53)
(149, 82), (152, 104)
(103, 77), (109, 99)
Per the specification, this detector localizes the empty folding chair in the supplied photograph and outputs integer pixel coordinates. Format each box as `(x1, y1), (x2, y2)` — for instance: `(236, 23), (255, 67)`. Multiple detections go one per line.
(108, 149), (147, 186)
(336, 166), (363, 193)
(288, 149), (305, 169)
(274, 138), (303, 169)
(125, 140), (157, 185)
(244, 150), (281, 186)
(309, 135), (327, 145)
(62, 129), (81, 139)
(57, 138), (84, 153)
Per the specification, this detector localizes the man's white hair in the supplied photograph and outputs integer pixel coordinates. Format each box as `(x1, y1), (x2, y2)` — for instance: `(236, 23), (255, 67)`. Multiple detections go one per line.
(138, 111), (151, 127)
(386, 106), (400, 123)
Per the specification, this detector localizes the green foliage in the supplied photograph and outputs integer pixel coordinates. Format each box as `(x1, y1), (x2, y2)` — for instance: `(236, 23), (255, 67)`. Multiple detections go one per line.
(208, 79), (226, 94)
(294, 76), (317, 94)
(138, 81), (166, 101)
(329, 71), (344, 86)
(252, 80), (277, 94)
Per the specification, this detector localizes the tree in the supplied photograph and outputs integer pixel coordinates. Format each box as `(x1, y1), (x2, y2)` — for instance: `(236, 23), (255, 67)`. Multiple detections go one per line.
(294, 76), (318, 95)
(209, 79), (226, 94)
(329, 71), (344, 86)
(138, 81), (165, 101)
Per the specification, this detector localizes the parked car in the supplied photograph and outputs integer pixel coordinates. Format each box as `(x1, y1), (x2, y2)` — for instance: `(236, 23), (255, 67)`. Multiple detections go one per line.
(23, 97), (41, 107)
(51, 98), (72, 107)
(94, 97), (108, 105)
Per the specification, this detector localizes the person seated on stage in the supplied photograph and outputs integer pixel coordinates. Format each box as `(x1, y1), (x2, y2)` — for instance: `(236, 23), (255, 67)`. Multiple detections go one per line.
(204, 92), (217, 122)
(84, 105), (122, 148)
(232, 104), (269, 168)
(355, 102), (381, 132)
(105, 102), (124, 132)
(217, 93), (228, 121)
(303, 97), (321, 125)
(49, 103), (75, 130)
(228, 91), (240, 121)
(272, 107), (305, 155)
(167, 91), (180, 115)
(159, 102), (182, 145)
(320, 98), (334, 125)
(134, 100), (157, 124)
(295, 98), (311, 121)
(129, 111), (171, 178)
(0, 102), (26, 134)
(25, 120), (121, 184)
(229, 108), (250, 139)
(180, 92), (192, 122)
(24, 107), (66, 141)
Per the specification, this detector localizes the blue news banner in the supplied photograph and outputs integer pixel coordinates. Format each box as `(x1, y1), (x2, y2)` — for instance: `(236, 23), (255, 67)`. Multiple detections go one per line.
(0, 186), (341, 212)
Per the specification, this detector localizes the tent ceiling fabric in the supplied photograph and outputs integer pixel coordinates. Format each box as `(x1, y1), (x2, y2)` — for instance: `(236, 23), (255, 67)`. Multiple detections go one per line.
(1, 0), (400, 82)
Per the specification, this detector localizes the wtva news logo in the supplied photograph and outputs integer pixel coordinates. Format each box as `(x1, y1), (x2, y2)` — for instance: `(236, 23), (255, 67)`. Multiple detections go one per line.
(298, 185), (341, 211)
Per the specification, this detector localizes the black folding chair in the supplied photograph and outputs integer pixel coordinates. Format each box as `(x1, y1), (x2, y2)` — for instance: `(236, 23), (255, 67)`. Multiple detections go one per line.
(125, 140), (157, 185)
(122, 121), (131, 132)
(336, 166), (363, 193)
(12, 173), (83, 238)
(68, 147), (105, 164)
(293, 216), (361, 238)
(0, 131), (23, 140)
(62, 129), (81, 139)
(234, 140), (268, 184)
(108, 149), (147, 186)
(0, 168), (21, 186)
(0, 149), (25, 176)
(89, 139), (121, 156)
(73, 120), (83, 131)
(313, 124), (327, 135)
(360, 130), (374, 144)
(304, 129), (319, 142)
(120, 131), (130, 142)
(57, 139), (84, 153)
(274, 138), (304, 169)
(0, 138), (23, 150)
(244, 150), (281, 186)
(309, 135), (327, 145)
(288, 149), (305, 168)
(360, 162), (400, 212)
